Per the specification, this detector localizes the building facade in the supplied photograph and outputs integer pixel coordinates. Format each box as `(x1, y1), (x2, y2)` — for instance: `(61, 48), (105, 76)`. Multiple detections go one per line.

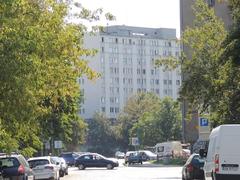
(79, 25), (181, 120)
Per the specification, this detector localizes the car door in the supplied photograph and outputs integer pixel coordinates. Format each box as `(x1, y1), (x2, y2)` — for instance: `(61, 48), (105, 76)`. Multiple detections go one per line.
(94, 155), (106, 167)
(82, 155), (94, 167)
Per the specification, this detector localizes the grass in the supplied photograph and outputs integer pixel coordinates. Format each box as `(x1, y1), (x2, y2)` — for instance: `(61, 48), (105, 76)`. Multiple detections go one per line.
(151, 157), (185, 166)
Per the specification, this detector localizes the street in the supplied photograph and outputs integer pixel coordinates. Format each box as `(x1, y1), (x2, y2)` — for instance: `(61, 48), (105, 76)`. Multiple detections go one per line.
(61, 160), (182, 180)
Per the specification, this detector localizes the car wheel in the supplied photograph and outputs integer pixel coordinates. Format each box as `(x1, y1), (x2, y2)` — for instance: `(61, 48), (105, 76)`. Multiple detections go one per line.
(107, 163), (113, 169)
(65, 169), (68, 175)
(60, 170), (64, 177)
(78, 164), (85, 170)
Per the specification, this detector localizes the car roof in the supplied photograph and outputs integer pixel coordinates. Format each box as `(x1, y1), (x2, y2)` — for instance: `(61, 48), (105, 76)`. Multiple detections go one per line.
(0, 153), (23, 158)
(28, 156), (51, 161)
(79, 152), (103, 157)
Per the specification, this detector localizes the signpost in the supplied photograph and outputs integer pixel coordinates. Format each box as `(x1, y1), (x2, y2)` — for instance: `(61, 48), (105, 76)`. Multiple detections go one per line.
(198, 117), (210, 140)
(54, 140), (62, 149)
(200, 117), (209, 126)
(131, 137), (139, 146)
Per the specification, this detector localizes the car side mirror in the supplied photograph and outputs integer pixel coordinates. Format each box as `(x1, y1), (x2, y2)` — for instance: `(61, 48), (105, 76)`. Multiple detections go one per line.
(199, 149), (207, 158)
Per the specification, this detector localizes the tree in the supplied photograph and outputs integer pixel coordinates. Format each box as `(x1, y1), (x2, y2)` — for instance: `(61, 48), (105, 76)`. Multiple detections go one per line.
(117, 92), (161, 149)
(180, 0), (226, 112)
(209, 0), (240, 125)
(0, 0), (113, 156)
(86, 113), (119, 156)
(131, 97), (181, 146)
(156, 0), (227, 127)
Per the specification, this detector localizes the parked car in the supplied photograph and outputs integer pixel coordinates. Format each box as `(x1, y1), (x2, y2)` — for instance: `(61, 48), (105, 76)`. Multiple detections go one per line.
(115, 151), (125, 159)
(0, 153), (35, 180)
(28, 156), (60, 180)
(182, 154), (205, 180)
(203, 124), (240, 180)
(75, 153), (119, 170)
(59, 152), (79, 167)
(125, 151), (142, 165)
(138, 150), (157, 161)
(155, 141), (182, 158)
(51, 156), (68, 177)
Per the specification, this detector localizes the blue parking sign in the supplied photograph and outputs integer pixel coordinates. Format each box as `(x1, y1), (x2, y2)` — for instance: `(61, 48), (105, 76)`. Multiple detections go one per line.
(200, 118), (208, 126)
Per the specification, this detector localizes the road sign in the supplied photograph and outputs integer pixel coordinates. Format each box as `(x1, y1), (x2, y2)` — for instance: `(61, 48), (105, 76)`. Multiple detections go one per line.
(200, 117), (208, 126)
(54, 140), (62, 149)
(131, 137), (139, 146)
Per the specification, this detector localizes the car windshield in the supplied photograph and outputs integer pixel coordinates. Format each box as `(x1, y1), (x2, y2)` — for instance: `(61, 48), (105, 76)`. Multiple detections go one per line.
(0, 157), (20, 169)
(28, 159), (49, 168)
(51, 157), (60, 163)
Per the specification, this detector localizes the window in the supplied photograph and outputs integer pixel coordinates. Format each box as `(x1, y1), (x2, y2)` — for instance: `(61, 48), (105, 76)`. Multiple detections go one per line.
(176, 80), (180, 85)
(110, 107), (114, 113)
(137, 69), (141, 74)
(155, 79), (159, 85)
(151, 69), (154, 75)
(129, 39), (132, 45)
(115, 107), (119, 113)
(110, 87), (114, 93)
(101, 107), (105, 112)
(142, 69), (146, 75)
(164, 80), (168, 85)
(115, 38), (118, 44)
(168, 80), (172, 85)
(101, 47), (104, 52)
(101, 37), (104, 42)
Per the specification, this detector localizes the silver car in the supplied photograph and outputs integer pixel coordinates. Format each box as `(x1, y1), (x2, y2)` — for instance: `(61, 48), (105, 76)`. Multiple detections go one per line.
(51, 156), (68, 177)
(28, 156), (60, 180)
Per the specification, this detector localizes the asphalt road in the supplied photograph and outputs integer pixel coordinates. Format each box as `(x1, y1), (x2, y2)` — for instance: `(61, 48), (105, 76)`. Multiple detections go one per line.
(61, 160), (182, 180)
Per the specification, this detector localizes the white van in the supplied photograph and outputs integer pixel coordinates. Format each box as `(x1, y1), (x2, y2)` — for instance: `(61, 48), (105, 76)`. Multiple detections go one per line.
(155, 141), (182, 158)
(203, 124), (240, 180)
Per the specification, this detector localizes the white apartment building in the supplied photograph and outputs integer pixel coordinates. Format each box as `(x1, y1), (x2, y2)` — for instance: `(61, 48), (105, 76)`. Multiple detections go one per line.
(79, 25), (181, 120)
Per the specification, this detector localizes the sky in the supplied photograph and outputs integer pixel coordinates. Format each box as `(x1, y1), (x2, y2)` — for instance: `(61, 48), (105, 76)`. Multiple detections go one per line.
(78, 0), (180, 38)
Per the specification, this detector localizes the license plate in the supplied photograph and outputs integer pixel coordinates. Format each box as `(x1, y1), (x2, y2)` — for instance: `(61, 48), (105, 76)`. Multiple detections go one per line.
(222, 167), (238, 171)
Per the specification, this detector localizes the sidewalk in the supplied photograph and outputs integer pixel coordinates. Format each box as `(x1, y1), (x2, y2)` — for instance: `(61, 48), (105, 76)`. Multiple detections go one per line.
(124, 161), (182, 168)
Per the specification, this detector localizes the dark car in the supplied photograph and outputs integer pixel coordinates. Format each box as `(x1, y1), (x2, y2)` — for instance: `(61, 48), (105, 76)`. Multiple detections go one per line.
(125, 151), (142, 165)
(182, 154), (205, 180)
(59, 152), (79, 166)
(75, 153), (119, 170)
(0, 154), (34, 180)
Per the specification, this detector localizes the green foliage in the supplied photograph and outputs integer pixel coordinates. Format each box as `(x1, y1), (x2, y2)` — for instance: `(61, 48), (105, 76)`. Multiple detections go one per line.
(117, 92), (161, 148)
(131, 97), (182, 146)
(0, 0), (110, 155)
(86, 113), (119, 156)
(117, 93), (181, 149)
(209, 0), (240, 124)
(180, 0), (227, 112)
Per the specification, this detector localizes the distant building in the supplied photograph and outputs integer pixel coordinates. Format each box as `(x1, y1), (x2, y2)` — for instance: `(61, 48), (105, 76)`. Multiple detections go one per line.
(180, 0), (232, 143)
(79, 25), (181, 120)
